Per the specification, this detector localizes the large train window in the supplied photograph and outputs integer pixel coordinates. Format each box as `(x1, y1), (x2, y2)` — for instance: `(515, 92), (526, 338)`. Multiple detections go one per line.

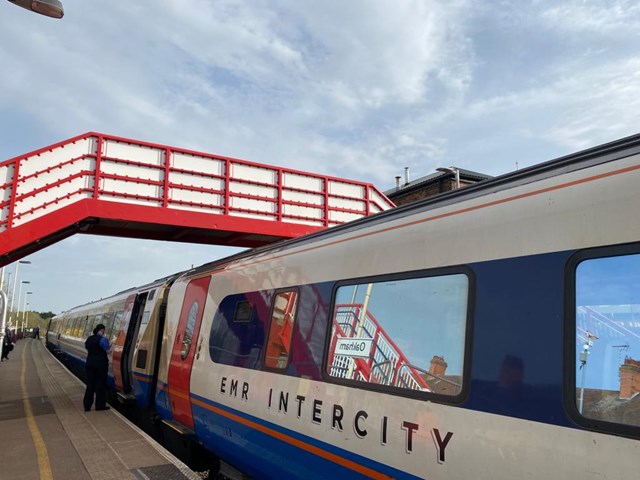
(327, 271), (469, 397)
(264, 290), (299, 369)
(574, 252), (640, 428)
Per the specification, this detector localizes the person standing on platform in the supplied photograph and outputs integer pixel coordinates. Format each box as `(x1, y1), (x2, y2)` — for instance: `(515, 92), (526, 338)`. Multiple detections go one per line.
(83, 323), (111, 411)
(33, 325), (40, 339)
(1, 326), (13, 361)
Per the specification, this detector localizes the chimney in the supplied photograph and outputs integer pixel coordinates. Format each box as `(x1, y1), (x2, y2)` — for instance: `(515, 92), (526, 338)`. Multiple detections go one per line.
(429, 355), (448, 377)
(620, 357), (640, 399)
(404, 166), (410, 186)
(395, 176), (401, 190)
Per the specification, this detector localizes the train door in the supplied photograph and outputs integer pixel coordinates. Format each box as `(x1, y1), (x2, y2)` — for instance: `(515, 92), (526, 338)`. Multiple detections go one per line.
(167, 276), (211, 430)
(112, 292), (147, 393)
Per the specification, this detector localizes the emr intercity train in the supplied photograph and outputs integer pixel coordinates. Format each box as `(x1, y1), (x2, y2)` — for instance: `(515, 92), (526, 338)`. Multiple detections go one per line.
(47, 134), (640, 479)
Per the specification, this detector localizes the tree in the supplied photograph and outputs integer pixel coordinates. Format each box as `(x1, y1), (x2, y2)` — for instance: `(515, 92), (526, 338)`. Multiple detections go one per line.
(38, 311), (56, 320)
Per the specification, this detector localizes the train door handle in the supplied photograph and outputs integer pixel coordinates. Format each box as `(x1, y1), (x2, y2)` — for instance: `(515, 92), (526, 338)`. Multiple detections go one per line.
(196, 336), (203, 360)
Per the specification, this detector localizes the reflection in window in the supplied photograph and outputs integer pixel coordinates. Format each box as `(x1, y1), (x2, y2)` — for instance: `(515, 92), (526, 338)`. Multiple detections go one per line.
(182, 301), (199, 360)
(110, 311), (124, 345)
(265, 291), (299, 369)
(575, 253), (640, 427)
(327, 273), (468, 396)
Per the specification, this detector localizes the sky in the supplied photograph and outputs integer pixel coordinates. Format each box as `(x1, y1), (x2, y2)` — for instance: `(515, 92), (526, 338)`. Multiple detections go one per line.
(2, 0), (640, 314)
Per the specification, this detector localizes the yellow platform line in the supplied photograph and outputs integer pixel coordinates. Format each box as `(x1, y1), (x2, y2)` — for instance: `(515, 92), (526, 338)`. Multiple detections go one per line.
(21, 341), (53, 480)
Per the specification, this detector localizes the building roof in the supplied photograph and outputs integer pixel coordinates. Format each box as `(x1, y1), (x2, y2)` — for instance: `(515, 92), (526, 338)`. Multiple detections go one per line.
(384, 167), (492, 197)
(580, 388), (640, 427)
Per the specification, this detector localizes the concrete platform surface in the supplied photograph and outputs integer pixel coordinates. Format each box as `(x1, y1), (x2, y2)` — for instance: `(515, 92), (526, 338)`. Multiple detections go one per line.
(0, 338), (201, 480)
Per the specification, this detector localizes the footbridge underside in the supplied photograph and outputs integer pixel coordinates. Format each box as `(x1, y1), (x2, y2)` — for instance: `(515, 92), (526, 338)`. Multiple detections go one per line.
(0, 133), (394, 266)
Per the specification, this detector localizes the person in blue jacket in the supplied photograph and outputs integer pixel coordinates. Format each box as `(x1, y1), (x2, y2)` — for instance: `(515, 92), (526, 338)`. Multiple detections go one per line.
(83, 323), (111, 411)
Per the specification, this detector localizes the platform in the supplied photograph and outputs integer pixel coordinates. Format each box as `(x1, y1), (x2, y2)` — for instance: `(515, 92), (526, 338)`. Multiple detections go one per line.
(0, 338), (201, 480)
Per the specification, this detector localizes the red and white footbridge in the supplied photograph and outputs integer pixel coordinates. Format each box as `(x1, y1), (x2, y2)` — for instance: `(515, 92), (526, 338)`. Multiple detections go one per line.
(0, 132), (394, 266)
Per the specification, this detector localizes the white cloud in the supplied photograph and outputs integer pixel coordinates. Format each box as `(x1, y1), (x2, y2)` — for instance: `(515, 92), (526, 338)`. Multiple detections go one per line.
(4, 0), (640, 312)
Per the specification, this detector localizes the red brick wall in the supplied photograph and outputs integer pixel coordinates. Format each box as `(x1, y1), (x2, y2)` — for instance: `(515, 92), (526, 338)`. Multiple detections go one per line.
(619, 358), (640, 399)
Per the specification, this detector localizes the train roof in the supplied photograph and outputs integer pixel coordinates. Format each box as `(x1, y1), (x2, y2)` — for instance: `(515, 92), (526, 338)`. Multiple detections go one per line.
(187, 131), (640, 276)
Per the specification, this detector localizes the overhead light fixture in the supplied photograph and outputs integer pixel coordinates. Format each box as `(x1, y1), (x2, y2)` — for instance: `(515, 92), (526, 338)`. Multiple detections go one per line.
(7, 0), (64, 19)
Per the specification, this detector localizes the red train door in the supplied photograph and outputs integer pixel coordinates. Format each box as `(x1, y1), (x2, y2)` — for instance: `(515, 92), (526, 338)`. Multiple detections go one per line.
(167, 276), (211, 430)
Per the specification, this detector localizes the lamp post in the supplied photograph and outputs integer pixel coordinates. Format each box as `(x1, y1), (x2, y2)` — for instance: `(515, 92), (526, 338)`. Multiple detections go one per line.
(16, 280), (30, 335)
(578, 333), (597, 414)
(9, 260), (31, 323)
(6, 0), (64, 18)
(436, 167), (461, 189)
(22, 291), (33, 336)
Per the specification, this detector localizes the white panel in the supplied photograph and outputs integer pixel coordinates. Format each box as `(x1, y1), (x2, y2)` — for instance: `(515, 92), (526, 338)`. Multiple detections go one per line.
(13, 176), (91, 217)
(0, 164), (14, 204)
(12, 191), (90, 227)
(101, 178), (161, 199)
(18, 137), (96, 177)
(230, 163), (277, 185)
(171, 152), (225, 176)
(233, 210), (278, 221)
(328, 197), (365, 212)
(329, 210), (363, 223)
(167, 203), (224, 214)
(286, 217), (324, 226)
(283, 172), (324, 192)
(282, 190), (323, 206)
(100, 194), (162, 207)
(230, 197), (276, 215)
(100, 161), (163, 182)
(229, 181), (277, 199)
(103, 140), (163, 166)
(169, 187), (223, 206)
(16, 158), (94, 200)
(283, 204), (323, 220)
(328, 180), (363, 198)
(171, 172), (225, 191)
(369, 189), (394, 209)
(0, 164), (14, 185)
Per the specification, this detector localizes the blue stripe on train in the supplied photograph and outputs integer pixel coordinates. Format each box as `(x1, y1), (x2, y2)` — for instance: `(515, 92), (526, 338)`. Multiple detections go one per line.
(191, 391), (425, 480)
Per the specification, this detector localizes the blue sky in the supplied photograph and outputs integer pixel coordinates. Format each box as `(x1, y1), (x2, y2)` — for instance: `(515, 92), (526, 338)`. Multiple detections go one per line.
(2, 0), (640, 314)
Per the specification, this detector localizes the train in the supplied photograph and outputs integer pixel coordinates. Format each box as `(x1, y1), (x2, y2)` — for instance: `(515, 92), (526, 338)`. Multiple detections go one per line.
(46, 133), (640, 480)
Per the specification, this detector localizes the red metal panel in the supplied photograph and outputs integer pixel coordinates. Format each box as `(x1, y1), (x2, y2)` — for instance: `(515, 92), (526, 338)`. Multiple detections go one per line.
(167, 275), (211, 429)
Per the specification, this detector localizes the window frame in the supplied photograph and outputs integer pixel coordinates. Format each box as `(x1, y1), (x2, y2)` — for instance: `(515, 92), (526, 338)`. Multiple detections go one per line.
(262, 287), (301, 372)
(564, 243), (640, 439)
(322, 266), (474, 404)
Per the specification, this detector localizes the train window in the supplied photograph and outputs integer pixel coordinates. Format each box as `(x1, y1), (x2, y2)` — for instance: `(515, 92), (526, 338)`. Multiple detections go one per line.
(264, 290), (299, 369)
(574, 252), (640, 428)
(327, 273), (468, 397)
(111, 311), (124, 345)
(102, 312), (114, 339)
(141, 311), (151, 325)
(181, 301), (199, 360)
(210, 293), (267, 368)
(234, 301), (253, 323)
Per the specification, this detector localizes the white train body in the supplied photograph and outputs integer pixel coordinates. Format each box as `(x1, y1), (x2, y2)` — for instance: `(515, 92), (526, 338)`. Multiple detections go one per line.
(49, 135), (640, 479)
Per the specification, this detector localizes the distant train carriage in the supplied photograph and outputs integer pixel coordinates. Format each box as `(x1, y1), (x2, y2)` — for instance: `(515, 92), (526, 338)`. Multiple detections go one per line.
(48, 134), (640, 479)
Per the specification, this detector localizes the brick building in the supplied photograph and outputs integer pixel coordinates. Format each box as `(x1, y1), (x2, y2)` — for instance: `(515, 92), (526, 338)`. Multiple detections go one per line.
(385, 167), (492, 206)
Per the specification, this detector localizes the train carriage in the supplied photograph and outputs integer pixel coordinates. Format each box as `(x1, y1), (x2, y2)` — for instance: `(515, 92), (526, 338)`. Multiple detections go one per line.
(49, 134), (640, 479)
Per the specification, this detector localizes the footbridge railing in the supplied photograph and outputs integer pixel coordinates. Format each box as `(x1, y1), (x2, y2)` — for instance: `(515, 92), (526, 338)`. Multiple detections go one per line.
(0, 132), (394, 265)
